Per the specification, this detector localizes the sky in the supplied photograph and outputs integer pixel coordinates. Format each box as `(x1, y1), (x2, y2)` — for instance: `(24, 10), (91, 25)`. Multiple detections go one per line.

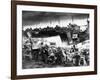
(22, 11), (89, 30)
